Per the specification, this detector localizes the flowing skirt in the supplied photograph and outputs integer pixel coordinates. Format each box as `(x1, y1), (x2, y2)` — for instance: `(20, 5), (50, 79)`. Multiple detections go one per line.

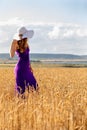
(14, 63), (38, 94)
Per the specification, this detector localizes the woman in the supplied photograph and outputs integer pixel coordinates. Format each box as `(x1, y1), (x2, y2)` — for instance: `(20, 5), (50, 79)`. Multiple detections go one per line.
(10, 27), (38, 97)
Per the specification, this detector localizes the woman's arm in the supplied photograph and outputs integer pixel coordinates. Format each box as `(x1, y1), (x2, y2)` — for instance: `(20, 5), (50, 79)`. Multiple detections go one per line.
(10, 40), (18, 58)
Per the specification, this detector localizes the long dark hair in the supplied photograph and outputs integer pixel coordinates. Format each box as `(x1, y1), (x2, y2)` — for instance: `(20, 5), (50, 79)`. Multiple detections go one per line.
(17, 38), (28, 52)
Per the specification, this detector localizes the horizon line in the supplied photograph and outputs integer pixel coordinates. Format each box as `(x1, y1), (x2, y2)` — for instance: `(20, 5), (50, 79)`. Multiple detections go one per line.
(0, 52), (87, 56)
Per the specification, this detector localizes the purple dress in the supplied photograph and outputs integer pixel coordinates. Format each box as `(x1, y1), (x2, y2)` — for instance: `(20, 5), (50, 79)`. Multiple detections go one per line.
(14, 47), (38, 94)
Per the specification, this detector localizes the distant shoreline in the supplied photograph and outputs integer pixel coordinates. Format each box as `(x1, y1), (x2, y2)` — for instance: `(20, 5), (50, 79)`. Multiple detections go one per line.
(1, 53), (87, 67)
(0, 62), (87, 68)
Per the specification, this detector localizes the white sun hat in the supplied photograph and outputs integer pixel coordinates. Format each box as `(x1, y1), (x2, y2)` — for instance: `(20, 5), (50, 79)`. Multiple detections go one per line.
(13, 26), (34, 40)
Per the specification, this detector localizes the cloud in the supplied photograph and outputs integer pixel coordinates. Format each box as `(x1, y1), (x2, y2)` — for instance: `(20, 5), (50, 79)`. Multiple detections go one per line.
(0, 18), (87, 54)
(0, 17), (24, 26)
(0, 30), (9, 43)
(48, 26), (60, 40)
(76, 28), (87, 37)
(48, 23), (87, 40)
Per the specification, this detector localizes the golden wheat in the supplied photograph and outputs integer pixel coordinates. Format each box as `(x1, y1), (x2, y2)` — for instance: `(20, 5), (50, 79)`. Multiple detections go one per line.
(0, 66), (87, 130)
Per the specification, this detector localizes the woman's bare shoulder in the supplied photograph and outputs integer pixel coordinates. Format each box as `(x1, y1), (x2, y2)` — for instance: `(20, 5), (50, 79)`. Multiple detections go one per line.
(25, 43), (29, 49)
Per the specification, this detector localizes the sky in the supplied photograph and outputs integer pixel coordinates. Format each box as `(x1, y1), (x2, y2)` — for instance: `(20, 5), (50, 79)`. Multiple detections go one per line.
(0, 0), (87, 54)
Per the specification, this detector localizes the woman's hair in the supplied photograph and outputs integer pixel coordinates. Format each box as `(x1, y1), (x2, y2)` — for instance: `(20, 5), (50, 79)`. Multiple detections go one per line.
(17, 38), (28, 52)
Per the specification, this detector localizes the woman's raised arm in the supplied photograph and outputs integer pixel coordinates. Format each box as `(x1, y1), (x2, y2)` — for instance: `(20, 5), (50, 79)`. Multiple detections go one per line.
(10, 40), (18, 58)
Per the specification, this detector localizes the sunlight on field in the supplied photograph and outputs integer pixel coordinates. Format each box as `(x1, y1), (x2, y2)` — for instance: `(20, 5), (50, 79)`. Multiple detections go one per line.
(0, 67), (87, 130)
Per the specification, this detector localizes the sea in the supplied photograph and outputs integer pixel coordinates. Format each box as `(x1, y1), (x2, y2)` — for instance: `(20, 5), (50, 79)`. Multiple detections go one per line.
(0, 53), (87, 67)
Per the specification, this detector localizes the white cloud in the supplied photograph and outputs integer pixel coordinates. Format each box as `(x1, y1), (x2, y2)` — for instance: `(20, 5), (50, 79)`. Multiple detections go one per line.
(0, 19), (87, 54)
(76, 28), (87, 37)
(63, 29), (74, 38)
(48, 23), (87, 40)
(0, 30), (9, 43)
(48, 26), (60, 40)
(0, 17), (24, 26)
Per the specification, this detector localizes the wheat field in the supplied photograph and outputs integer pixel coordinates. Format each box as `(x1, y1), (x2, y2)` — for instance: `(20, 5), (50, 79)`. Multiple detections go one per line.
(0, 66), (87, 130)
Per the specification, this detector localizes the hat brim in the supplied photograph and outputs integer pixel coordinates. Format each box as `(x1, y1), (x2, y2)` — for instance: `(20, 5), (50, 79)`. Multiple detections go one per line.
(13, 30), (34, 40)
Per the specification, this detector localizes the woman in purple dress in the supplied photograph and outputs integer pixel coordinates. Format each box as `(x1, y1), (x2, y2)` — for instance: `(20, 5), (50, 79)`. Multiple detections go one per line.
(10, 27), (38, 97)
